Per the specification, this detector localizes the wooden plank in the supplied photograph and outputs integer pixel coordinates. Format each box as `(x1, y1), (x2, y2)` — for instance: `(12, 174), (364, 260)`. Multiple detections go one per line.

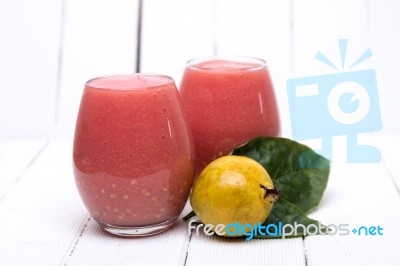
(291, 3), (400, 263)
(0, 139), (47, 200)
(292, 0), (370, 77)
(304, 161), (400, 265)
(289, 0), (374, 148)
(213, 0), (292, 136)
(289, 0), (381, 161)
(141, 0), (215, 85)
(373, 135), (400, 188)
(0, 0), (62, 138)
(64, 209), (191, 265)
(186, 235), (305, 266)
(289, 0), (374, 152)
(369, 0), (400, 136)
(56, 0), (139, 137)
(0, 139), (89, 264)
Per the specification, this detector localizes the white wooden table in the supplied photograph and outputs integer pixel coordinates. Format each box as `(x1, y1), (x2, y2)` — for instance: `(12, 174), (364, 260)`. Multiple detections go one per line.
(1, 135), (399, 265)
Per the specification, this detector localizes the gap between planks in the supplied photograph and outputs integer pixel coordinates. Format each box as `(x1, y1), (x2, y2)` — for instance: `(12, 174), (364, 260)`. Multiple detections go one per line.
(61, 215), (92, 265)
(302, 237), (308, 266)
(0, 140), (50, 203)
(183, 230), (193, 266)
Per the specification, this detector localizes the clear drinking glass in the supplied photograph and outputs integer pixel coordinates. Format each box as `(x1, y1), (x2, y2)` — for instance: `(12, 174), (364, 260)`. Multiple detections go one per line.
(179, 56), (280, 176)
(73, 74), (195, 237)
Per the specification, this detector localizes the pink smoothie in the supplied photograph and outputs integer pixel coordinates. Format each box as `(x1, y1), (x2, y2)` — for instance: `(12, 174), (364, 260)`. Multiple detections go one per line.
(73, 74), (194, 227)
(180, 58), (280, 175)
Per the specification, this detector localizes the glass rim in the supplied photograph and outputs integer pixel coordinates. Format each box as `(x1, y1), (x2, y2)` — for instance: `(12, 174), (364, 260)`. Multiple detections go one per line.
(185, 55), (267, 71)
(85, 73), (176, 90)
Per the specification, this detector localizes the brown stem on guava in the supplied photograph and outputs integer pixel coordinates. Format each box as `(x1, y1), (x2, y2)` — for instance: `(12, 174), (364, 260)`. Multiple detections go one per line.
(260, 185), (280, 203)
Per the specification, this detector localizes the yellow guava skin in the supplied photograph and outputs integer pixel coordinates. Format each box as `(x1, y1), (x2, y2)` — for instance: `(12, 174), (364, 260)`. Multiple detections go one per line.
(190, 155), (279, 237)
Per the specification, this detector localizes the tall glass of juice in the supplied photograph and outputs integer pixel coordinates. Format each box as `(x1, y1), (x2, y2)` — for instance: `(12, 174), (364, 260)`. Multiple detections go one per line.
(180, 56), (280, 176)
(73, 74), (195, 237)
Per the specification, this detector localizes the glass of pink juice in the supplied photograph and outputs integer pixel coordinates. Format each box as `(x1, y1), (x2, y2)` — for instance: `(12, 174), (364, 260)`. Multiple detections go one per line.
(180, 56), (280, 176)
(73, 74), (195, 237)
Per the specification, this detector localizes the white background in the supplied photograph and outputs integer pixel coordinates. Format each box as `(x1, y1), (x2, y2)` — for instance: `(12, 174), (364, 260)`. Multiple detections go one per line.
(1, 0), (399, 139)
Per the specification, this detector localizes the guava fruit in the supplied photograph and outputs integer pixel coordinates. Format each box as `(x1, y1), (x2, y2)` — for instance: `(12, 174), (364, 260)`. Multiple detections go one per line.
(190, 155), (279, 237)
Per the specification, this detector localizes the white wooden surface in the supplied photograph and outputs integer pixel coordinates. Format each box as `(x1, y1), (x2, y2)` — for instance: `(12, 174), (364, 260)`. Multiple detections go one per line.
(0, 0), (62, 138)
(1, 0), (400, 138)
(0, 137), (399, 265)
(1, 0), (400, 265)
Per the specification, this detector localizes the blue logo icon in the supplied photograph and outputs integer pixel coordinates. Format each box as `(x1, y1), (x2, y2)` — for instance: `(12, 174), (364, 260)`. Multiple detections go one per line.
(287, 39), (382, 164)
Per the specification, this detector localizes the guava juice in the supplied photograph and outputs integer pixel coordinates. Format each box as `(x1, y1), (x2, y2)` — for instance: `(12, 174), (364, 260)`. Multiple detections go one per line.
(180, 56), (280, 175)
(73, 74), (194, 236)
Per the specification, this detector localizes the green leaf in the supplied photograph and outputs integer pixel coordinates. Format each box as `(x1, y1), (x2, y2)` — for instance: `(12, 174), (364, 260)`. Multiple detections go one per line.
(253, 199), (329, 239)
(232, 137), (330, 213)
